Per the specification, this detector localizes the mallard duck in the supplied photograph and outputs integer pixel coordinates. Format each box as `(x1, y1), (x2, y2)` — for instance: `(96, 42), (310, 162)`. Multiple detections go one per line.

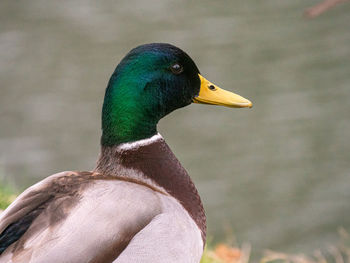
(0, 43), (252, 263)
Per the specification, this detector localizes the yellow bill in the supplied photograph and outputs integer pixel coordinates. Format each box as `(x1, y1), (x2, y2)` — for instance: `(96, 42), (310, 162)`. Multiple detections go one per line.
(193, 74), (252, 108)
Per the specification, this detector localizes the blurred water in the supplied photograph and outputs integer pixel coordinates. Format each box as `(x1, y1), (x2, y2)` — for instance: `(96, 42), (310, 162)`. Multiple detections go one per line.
(0, 0), (350, 258)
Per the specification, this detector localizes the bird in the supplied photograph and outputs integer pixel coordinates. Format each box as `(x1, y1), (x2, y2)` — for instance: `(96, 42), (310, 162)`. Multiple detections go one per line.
(0, 43), (252, 263)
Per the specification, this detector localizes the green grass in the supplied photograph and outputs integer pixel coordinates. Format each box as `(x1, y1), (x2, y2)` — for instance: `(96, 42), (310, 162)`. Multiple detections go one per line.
(200, 231), (350, 263)
(0, 184), (16, 210)
(200, 250), (218, 263)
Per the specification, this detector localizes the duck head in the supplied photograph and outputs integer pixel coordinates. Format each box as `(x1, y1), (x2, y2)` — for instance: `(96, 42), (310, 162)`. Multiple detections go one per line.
(101, 43), (252, 146)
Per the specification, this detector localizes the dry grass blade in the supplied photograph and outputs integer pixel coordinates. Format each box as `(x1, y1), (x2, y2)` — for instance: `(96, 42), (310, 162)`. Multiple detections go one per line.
(304, 0), (349, 18)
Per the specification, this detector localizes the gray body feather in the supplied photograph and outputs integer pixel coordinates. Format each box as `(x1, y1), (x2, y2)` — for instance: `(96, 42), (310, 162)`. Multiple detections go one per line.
(0, 171), (202, 263)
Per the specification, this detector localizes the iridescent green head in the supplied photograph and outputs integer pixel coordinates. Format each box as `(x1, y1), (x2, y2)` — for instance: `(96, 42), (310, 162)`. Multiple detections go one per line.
(101, 43), (252, 146)
(101, 43), (201, 146)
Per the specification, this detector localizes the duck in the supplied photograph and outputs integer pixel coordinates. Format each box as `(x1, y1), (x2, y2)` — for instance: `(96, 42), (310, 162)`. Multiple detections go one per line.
(0, 43), (252, 263)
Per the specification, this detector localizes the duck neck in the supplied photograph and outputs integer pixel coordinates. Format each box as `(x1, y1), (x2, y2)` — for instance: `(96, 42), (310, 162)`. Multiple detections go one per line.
(94, 134), (206, 242)
(100, 104), (158, 146)
(100, 75), (161, 146)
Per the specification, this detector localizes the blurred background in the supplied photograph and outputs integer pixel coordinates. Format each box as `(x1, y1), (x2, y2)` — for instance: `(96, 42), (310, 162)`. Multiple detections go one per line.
(0, 0), (349, 260)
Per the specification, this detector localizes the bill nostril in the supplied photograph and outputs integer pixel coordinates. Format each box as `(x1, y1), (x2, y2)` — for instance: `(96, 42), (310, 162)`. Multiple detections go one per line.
(208, 85), (216, 91)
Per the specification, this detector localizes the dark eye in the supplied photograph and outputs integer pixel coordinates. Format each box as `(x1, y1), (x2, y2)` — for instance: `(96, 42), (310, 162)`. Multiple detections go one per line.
(170, 63), (183, 75)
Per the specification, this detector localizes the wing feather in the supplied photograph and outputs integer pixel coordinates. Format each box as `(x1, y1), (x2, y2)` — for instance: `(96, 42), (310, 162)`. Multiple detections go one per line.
(0, 171), (164, 262)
